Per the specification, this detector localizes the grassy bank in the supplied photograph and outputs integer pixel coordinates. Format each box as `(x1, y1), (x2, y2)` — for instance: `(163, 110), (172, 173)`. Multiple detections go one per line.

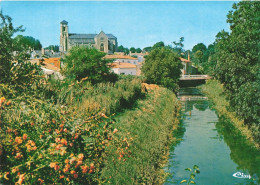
(200, 79), (259, 149)
(101, 85), (181, 184)
(0, 78), (145, 184)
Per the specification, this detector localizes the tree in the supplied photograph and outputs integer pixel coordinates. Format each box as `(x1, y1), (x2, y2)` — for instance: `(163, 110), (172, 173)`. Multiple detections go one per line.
(213, 1), (260, 142)
(45, 45), (59, 52)
(136, 48), (142, 53)
(14, 35), (42, 50)
(192, 43), (207, 53)
(116, 45), (129, 55)
(62, 46), (118, 84)
(0, 11), (41, 92)
(172, 37), (184, 55)
(152, 41), (165, 50)
(143, 47), (152, 53)
(142, 47), (182, 92)
(130, 47), (136, 53)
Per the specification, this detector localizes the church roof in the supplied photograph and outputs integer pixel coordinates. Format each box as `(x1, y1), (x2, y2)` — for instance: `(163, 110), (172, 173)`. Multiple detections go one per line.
(68, 33), (116, 39)
(60, 20), (68, 25)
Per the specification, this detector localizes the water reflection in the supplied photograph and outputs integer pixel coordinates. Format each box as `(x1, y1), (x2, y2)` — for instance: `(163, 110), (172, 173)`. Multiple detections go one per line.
(165, 88), (260, 185)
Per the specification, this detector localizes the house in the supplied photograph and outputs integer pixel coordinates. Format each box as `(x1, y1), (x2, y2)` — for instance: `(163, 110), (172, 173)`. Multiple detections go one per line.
(104, 55), (139, 65)
(110, 62), (137, 75)
(180, 57), (192, 75)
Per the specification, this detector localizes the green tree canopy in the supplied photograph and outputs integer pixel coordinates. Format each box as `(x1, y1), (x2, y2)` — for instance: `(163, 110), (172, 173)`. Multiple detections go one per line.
(141, 47), (182, 92)
(62, 46), (118, 84)
(143, 47), (152, 53)
(172, 37), (184, 55)
(130, 47), (136, 53)
(152, 41), (165, 50)
(136, 48), (142, 53)
(116, 45), (129, 55)
(192, 43), (207, 53)
(14, 35), (42, 50)
(45, 45), (59, 52)
(213, 1), (260, 141)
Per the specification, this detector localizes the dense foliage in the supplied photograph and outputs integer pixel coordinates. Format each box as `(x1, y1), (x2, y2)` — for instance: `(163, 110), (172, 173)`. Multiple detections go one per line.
(116, 45), (129, 55)
(193, 1), (260, 143)
(62, 46), (118, 84)
(14, 35), (42, 50)
(213, 1), (260, 143)
(0, 12), (42, 94)
(45, 45), (59, 52)
(142, 47), (182, 92)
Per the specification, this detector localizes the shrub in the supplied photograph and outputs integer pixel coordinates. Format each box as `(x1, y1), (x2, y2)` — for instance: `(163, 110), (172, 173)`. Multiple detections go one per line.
(141, 47), (182, 92)
(61, 46), (118, 84)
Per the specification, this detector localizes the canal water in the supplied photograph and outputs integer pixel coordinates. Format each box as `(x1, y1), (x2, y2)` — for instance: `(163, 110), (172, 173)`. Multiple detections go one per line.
(165, 88), (260, 185)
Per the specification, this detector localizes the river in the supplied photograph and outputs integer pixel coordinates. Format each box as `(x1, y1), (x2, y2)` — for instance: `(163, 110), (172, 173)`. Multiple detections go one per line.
(165, 87), (260, 185)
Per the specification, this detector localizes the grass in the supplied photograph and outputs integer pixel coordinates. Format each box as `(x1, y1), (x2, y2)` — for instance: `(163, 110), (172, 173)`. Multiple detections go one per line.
(100, 86), (181, 184)
(199, 79), (259, 149)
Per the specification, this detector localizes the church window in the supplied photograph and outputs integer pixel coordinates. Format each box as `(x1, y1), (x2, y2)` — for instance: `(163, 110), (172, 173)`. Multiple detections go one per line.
(100, 37), (104, 41)
(100, 43), (104, 52)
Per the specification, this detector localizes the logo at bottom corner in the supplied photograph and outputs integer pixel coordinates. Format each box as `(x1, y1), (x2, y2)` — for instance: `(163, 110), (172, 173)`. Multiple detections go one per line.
(233, 172), (251, 179)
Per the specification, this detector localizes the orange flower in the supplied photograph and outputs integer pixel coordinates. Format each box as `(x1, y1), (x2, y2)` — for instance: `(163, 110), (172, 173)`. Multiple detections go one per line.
(38, 178), (44, 184)
(70, 170), (76, 175)
(61, 138), (67, 146)
(15, 137), (23, 144)
(78, 153), (84, 161)
(22, 134), (28, 140)
(15, 152), (23, 159)
(50, 162), (57, 168)
(65, 159), (69, 164)
(60, 175), (65, 179)
(73, 173), (78, 179)
(55, 138), (61, 143)
(4, 172), (9, 180)
(81, 165), (89, 174)
(6, 101), (11, 106)
(0, 97), (6, 104)
(90, 163), (95, 170)
(113, 128), (118, 134)
(63, 168), (69, 173)
(12, 168), (18, 174)
(54, 164), (60, 171)
(17, 173), (25, 185)
(75, 160), (82, 168)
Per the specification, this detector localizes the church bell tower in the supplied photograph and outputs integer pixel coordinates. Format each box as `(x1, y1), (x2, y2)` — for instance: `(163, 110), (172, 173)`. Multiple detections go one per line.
(60, 20), (69, 52)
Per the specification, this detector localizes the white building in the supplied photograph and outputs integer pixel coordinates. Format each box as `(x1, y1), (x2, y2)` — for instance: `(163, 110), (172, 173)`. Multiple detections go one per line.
(110, 62), (137, 75)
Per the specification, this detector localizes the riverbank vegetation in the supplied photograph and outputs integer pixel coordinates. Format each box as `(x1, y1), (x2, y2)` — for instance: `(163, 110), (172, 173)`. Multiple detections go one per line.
(200, 79), (259, 149)
(191, 1), (259, 146)
(101, 85), (181, 184)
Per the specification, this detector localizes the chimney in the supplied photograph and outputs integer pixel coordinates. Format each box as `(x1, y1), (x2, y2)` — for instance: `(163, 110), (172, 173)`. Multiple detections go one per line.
(41, 48), (45, 55)
(188, 51), (190, 61)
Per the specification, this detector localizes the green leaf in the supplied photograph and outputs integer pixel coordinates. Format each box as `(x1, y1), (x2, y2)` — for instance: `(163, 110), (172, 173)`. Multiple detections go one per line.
(185, 168), (192, 171)
(190, 181), (196, 184)
(180, 180), (187, 184)
(193, 165), (199, 170)
(195, 170), (200, 174)
(190, 174), (195, 179)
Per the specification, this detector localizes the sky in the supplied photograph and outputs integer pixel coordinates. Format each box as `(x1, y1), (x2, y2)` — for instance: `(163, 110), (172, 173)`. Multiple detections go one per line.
(0, 1), (237, 50)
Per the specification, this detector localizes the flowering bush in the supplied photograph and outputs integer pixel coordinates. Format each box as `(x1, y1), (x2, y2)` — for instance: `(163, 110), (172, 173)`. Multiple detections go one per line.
(0, 96), (131, 184)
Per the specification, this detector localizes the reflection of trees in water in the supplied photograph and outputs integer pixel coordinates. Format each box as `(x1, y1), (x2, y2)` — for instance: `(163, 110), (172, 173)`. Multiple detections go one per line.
(183, 100), (209, 112)
(215, 116), (260, 183)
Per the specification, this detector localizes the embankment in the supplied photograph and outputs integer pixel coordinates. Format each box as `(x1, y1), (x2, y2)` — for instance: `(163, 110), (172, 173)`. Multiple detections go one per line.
(200, 79), (259, 149)
(101, 85), (181, 184)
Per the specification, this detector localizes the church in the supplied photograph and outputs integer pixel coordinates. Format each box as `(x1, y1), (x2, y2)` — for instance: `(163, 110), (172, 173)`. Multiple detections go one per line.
(60, 20), (118, 54)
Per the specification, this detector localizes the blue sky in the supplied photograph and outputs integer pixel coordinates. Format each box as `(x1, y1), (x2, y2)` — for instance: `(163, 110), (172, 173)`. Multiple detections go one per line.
(0, 1), (237, 50)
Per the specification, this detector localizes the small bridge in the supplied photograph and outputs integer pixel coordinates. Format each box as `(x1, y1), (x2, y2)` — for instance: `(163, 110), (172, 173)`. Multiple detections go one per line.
(180, 75), (210, 80)
(178, 96), (208, 101)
